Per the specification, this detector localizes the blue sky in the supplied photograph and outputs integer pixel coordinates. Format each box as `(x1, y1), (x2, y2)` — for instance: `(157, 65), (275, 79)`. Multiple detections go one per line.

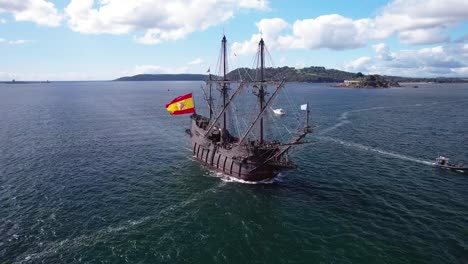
(0, 0), (467, 81)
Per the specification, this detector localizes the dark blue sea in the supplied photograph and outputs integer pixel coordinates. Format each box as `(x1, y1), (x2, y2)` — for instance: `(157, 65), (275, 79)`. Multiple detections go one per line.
(1, 81), (467, 263)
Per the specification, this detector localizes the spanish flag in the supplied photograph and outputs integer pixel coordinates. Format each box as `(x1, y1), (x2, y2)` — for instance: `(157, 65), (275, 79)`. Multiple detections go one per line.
(166, 93), (195, 115)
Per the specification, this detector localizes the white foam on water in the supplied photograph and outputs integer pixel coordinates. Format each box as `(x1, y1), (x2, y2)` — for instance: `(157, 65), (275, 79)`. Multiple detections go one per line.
(318, 120), (351, 135)
(318, 136), (433, 166)
(319, 101), (463, 137)
(15, 182), (225, 264)
(221, 175), (276, 185)
(208, 171), (276, 185)
(183, 147), (192, 152)
(339, 111), (349, 120)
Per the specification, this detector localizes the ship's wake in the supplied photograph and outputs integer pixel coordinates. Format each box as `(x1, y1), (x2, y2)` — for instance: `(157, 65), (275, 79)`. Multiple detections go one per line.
(314, 102), (468, 166)
(319, 100), (468, 136)
(318, 136), (433, 166)
(212, 171), (278, 184)
(318, 120), (351, 135)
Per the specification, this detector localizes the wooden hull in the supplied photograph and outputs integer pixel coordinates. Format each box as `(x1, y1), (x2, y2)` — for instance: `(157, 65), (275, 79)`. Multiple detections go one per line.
(188, 115), (293, 182)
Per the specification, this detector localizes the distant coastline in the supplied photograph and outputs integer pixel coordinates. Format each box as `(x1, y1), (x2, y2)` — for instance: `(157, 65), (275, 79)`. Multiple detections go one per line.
(114, 74), (206, 81)
(115, 67), (468, 83)
(1, 81), (50, 84)
(3, 67), (467, 83)
(335, 74), (401, 88)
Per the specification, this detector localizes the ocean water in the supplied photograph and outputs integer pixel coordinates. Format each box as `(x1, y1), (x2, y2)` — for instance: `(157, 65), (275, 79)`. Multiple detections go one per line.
(0, 81), (467, 264)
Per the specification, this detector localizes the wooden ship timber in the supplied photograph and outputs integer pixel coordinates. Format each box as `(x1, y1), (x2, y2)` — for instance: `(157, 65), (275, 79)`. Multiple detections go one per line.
(186, 36), (312, 182)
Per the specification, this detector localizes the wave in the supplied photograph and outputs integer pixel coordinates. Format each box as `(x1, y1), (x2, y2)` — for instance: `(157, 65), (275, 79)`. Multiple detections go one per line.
(16, 182), (225, 263)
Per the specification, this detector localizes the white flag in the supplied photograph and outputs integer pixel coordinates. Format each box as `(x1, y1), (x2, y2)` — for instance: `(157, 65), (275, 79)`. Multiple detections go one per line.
(300, 104), (307, 110)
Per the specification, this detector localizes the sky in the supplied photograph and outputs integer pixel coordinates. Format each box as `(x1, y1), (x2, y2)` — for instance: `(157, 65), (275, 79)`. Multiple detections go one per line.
(0, 0), (467, 81)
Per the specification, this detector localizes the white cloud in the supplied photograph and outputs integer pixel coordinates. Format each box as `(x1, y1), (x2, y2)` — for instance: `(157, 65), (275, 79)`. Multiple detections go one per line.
(457, 43), (468, 58)
(387, 46), (464, 69)
(0, 18), (6, 24)
(238, 0), (269, 10)
(343, 44), (467, 77)
(452, 67), (468, 76)
(344, 57), (372, 72)
(0, 38), (5, 42)
(65, 0), (269, 45)
(0, 71), (15, 80)
(398, 28), (449, 45)
(232, 15), (377, 53)
(374, 0), (468, 33)
(8, 39), (32, 45)
(372, 43), (393, 61)
(234, 0), (468, 52)
(0, 0), (62, 26)
(231, 18), (289, 55)
(290, 15), (373, 50)
(188, 58), (203, 65)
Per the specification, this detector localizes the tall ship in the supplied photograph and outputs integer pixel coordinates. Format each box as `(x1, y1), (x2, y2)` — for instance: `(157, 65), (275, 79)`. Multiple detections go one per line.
(186, 36), (312, 182)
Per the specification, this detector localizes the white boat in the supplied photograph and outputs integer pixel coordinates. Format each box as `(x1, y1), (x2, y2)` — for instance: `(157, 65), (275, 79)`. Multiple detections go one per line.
(434, 156), (467, 171)
(271, 107), (285, 116)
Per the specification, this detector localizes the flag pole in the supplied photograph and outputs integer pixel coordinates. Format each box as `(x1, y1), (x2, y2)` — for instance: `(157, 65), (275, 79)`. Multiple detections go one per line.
(192, 91), (196, 114)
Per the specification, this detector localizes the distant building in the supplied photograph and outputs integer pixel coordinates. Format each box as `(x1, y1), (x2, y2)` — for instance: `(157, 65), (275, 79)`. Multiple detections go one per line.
(344, 80), (360, 84)
(342, 80), (360, 87)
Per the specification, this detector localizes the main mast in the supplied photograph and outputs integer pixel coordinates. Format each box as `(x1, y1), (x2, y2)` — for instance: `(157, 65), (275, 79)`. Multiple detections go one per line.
(258, 38), (266, 144)
(222, 35), (228, 145)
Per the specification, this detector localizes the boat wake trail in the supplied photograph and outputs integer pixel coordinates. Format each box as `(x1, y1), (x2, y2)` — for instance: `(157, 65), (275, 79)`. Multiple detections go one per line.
(318, 136), (433, 166)
(319, 107), (389, 135)
(318, 120), (351, 135)
(16, 182), (225, 264)
(318, 100), (468, 136)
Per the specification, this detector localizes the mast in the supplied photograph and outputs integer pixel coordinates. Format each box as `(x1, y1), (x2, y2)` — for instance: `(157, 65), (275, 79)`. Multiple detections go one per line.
(239, 80), (285, 145)
(304, 102), (312, 133)
(204, 83), (245, 137)
(222, 35), (228, 145)
(208, 73), (213, 120)
(258, 38), (266, 144)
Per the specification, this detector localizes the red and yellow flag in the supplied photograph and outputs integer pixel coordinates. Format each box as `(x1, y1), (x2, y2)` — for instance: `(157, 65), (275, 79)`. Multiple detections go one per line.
(165, 93), (195, 115)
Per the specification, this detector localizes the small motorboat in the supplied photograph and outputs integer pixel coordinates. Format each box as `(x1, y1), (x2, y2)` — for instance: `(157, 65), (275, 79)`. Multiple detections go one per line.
(433, 156), (468, 171)
(271, 107), (285, 116)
